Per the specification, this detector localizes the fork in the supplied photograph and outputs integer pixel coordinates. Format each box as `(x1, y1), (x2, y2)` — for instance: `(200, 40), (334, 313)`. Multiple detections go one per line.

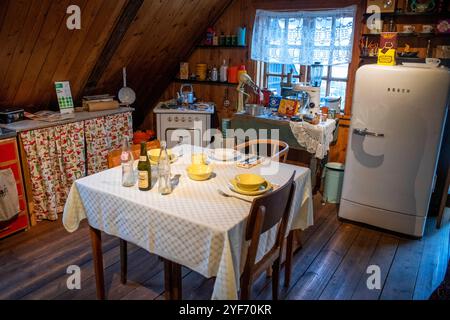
(217, 189), (252, 203)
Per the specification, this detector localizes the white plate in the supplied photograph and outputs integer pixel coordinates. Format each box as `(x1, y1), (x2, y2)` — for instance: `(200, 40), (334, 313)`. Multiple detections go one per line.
(207, 148), (241, 161)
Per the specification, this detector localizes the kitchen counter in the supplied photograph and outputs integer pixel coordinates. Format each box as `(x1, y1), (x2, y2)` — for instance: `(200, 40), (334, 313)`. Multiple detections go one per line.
(0, 107), (134, 133)
(0, 127), (17, 139)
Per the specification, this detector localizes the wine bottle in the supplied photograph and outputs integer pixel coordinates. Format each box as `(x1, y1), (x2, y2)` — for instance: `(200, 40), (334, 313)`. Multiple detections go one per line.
(137, 142), (151, 191)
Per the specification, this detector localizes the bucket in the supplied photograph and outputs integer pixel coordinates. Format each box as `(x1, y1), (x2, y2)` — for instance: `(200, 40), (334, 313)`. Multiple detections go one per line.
(322, 162), (345, 204)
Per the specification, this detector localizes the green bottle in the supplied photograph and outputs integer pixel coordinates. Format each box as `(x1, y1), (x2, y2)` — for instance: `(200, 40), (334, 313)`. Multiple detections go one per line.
(137, 142), (152, 191)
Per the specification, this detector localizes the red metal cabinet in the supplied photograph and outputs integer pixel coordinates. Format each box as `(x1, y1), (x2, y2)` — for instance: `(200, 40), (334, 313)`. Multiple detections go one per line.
(0, 137), (29, 239)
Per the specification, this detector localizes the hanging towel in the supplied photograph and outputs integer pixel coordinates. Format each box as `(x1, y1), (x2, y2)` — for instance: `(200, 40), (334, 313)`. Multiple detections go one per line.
(0, 168), (20, 222)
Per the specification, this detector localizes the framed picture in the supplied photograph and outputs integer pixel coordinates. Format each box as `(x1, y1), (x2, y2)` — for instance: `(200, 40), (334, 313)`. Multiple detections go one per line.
(366, 0), (397, 13)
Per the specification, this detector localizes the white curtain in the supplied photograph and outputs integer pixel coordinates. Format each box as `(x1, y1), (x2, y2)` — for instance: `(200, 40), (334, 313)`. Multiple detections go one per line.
(251, 6), (357, 65)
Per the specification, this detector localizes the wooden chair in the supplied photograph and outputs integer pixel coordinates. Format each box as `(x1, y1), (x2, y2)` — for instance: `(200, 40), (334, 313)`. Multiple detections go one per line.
(240, 172), (296, 300)
(106, 139), (160, 284)
(107, 139), (160, 168)
(235, 139), (289, 163)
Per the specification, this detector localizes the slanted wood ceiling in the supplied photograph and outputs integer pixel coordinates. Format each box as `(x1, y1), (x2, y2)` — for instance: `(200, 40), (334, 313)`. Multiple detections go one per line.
(0, 0), (232, 127)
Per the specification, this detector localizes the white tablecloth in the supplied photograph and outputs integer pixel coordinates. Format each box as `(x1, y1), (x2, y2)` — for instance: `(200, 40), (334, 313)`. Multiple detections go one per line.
(62, 145), (313, 300)
(289, 119), (336, 159)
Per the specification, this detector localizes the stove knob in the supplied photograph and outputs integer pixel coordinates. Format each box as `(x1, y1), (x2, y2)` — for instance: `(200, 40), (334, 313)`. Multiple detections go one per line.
(168, 117), (172, 122)
(188, 117), (193, 122)
(194, 117), (200, 122)
(181, 117), (186, 122)
(175, 117), (179, 122)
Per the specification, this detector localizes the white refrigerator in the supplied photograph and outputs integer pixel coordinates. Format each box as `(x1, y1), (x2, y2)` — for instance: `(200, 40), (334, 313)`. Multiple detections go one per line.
(339, 64), (450, 237)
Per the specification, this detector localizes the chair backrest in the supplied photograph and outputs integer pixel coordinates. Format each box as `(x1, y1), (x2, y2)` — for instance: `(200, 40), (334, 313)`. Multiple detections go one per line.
(107, 140), (160, 168)
(236, 139), (289, 163)
(245, 172), (296, 242)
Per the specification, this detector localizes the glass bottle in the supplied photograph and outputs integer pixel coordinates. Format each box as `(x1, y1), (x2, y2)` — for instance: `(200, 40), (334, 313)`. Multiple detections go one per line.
(121, 137), (135, 187)
(137, 142), (152, 191)
(158, 141), (172, 195)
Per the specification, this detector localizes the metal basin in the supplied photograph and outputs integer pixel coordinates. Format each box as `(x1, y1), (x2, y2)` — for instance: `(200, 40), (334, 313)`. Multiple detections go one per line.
(244, 104), (266, 117)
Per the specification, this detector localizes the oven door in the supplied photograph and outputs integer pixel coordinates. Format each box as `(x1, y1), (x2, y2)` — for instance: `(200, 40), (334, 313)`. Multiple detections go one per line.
(165, 128), (203, 148)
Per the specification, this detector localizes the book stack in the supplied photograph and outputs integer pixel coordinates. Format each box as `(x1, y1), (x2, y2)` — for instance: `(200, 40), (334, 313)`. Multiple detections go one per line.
(82, 95), (119, 112)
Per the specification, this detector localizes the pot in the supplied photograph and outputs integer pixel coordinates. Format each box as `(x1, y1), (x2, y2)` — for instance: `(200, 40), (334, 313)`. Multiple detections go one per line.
(244, 104), (266, 116)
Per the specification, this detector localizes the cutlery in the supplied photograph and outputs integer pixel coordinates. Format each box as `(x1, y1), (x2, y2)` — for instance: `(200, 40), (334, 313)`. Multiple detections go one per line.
(217, 189), (252, 203)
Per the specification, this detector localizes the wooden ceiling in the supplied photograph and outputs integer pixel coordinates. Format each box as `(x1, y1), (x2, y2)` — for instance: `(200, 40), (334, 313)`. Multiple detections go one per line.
(0, 0), (232, 127)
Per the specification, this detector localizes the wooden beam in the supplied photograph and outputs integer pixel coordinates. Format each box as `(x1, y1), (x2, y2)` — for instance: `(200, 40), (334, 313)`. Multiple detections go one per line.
(82, 0), (144, 95)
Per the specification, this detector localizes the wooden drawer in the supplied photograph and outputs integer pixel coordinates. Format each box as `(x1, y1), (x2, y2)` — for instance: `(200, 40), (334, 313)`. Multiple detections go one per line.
(0, 140), (17, 162)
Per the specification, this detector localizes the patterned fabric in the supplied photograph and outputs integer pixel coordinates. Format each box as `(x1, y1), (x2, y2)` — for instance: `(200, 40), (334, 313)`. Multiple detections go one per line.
(84, 112), (133, 175)
(63, 145), (314, 300)
(21, 122), (86, 221)
(251, 6), (356, 65)
(289, 119), (336, 159)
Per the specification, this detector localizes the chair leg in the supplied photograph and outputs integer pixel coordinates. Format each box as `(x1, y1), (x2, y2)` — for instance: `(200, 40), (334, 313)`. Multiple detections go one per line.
(120, 239), (127, 285)
(272, 259), (280, 300)
(285, 231), (294, 288)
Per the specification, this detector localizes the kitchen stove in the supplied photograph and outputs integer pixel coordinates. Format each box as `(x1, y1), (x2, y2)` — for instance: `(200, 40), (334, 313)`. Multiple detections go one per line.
(154, 102), (214, 148)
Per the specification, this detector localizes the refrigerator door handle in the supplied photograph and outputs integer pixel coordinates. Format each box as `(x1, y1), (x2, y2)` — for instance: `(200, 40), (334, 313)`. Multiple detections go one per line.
(353, 128), (385, 137)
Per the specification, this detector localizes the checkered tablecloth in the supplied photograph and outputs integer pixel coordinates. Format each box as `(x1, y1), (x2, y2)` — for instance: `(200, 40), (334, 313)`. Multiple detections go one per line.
(62, 145), (313, 300)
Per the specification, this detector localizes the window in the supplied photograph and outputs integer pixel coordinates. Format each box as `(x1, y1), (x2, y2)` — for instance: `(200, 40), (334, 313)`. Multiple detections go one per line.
(260, 62), (350, 111)
(252, 6), (356, 112)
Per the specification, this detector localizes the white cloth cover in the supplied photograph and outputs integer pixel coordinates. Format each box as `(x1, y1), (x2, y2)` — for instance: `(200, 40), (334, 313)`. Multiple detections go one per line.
(63, 145), (314, 300)
(289, 119), (336, 159)
(0, 168), (20, 222)
(251, 6), (357, 65)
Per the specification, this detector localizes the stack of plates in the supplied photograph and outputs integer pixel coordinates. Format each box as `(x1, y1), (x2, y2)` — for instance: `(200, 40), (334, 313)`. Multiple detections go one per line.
(207, 148), (241, 162)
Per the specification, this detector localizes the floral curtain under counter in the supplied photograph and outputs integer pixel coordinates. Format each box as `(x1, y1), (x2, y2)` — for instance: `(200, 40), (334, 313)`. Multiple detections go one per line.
(20, 122), (86, 221)
(84, 112), (133, 175)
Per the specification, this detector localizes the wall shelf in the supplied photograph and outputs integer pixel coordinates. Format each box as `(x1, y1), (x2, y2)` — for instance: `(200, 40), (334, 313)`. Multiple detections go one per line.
(173, 78), (237, 86)
(196, 45), (247, 49)
(359, 56), (450, 66)
(363, 12), (450, 18)
(362, 33), (450, 38)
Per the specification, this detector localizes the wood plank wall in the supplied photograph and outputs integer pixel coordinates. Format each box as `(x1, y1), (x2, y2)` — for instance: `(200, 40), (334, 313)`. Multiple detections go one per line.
(0, 0), (127, 112)
(158, 0), (365, 163)
(0, 0), (232, 120)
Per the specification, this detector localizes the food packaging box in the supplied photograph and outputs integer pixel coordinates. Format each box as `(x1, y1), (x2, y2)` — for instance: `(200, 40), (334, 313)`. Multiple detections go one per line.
(83, 100), (120, 112)
(55, 81), (74, 114)
(180, 62), (189, 80)
(278, 99), (299, 117)
(268, 96), (281, 113)
(380, 32), (398, 50)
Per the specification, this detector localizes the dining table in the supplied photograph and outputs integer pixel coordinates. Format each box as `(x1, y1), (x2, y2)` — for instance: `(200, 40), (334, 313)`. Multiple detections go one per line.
(62, 144), (314, 300)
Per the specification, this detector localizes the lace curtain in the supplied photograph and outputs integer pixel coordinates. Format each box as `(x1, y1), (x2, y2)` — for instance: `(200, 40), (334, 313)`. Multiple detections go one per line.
(251, 6), (357, 65)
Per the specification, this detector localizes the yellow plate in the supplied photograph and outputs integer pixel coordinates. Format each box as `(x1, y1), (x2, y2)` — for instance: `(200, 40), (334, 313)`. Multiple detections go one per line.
(229, 179), (272, 196)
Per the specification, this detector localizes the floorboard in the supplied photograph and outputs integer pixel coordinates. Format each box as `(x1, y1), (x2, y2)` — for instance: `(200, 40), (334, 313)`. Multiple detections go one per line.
(0, 195), (448, 300)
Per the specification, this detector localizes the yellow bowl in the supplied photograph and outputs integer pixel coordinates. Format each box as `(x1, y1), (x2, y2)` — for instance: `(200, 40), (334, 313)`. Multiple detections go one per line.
(235, 173), (266, 191)
(187, 164), (212, 181)
(191, 153), (207, 165)
(148, 148), (173, 162)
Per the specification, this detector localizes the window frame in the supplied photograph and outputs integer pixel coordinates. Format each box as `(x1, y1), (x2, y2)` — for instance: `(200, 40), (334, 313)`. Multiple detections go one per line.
(255, 13), (354, 114)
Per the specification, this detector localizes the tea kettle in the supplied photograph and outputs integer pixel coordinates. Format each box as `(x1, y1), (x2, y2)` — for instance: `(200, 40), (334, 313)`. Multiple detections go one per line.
(178, 84), (196, 105)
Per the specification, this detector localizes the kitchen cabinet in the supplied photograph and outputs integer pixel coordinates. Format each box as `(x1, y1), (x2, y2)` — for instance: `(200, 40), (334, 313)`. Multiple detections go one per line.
(2, 108), (133, 224)
(0, 137), (29, 239)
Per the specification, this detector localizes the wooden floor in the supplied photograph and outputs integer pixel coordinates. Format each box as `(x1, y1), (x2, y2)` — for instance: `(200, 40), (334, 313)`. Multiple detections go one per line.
(0, 195), (449, 300)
